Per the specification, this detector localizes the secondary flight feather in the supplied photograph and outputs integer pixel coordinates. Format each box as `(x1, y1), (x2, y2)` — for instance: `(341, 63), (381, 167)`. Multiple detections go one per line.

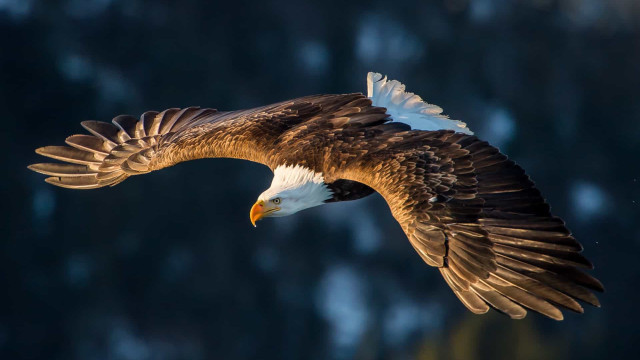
(29, 72), (603, 320)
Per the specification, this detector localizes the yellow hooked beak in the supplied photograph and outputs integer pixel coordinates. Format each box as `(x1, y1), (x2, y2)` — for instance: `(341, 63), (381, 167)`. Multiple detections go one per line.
(250, 200), (280, 227)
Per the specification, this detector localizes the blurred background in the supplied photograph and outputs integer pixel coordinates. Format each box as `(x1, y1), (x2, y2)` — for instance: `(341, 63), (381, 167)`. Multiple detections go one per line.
(2, 0), (639, 359)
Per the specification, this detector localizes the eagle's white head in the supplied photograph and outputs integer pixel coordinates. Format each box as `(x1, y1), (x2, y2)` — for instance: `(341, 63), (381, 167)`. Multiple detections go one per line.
(250, 164), (333, 226)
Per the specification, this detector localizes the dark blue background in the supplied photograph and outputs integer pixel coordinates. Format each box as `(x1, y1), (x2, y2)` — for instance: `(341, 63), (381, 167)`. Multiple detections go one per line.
(2, 1), (639, 359)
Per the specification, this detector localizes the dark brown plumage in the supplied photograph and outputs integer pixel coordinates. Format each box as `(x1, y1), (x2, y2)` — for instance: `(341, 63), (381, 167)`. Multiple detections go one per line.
(29, 92), (603, 320)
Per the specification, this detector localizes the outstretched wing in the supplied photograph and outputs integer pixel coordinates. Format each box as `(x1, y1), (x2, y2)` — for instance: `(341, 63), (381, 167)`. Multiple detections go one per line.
(28, 94), (367, 189)
(330, 129), (603, 320)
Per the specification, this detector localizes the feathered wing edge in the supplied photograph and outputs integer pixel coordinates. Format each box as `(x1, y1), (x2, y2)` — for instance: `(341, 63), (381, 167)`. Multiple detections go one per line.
(367, 72), (473, 135)
(28, 94), (381, 190)
(431, 133), (603, 320)
(335, 129), (602, 320)
(29, 107), (217, 189)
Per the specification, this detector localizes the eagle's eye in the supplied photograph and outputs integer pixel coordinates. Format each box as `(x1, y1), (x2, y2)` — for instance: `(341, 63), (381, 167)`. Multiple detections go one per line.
(272, 197), (281, 204)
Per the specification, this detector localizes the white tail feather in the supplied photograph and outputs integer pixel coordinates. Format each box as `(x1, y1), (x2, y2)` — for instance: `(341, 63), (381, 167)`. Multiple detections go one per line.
(367, 72), (473, 135)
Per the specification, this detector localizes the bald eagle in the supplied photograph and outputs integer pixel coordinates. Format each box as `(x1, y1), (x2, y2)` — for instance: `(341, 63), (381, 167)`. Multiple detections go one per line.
(29, 72), (602, 320)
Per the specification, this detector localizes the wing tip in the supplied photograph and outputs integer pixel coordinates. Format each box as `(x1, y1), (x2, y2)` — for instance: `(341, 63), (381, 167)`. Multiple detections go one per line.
(591, 277), (605, 293)
(509, 311), (528, 320)
(43, 176), (61, 186)
(34, 146), (49, 155)
(549, 309), (564, 321)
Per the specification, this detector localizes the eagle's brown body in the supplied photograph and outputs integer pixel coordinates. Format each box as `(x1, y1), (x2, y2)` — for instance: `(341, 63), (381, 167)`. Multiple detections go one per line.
(29, 90), (603, 320)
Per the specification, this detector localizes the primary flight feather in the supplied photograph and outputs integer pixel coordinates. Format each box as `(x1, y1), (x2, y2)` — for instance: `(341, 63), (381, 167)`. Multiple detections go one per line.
(29, 72), (603, 320)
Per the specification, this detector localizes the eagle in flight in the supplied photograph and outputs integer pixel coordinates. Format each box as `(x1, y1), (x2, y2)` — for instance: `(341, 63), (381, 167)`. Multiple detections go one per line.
(29, 72), (602, 320)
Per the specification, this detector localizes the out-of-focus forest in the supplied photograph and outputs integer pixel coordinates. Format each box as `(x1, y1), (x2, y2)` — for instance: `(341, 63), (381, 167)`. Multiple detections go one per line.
(2, 0), (639, 359)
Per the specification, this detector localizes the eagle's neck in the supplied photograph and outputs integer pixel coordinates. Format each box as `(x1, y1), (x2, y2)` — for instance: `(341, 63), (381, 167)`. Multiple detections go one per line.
(259, 165), (333, 213)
